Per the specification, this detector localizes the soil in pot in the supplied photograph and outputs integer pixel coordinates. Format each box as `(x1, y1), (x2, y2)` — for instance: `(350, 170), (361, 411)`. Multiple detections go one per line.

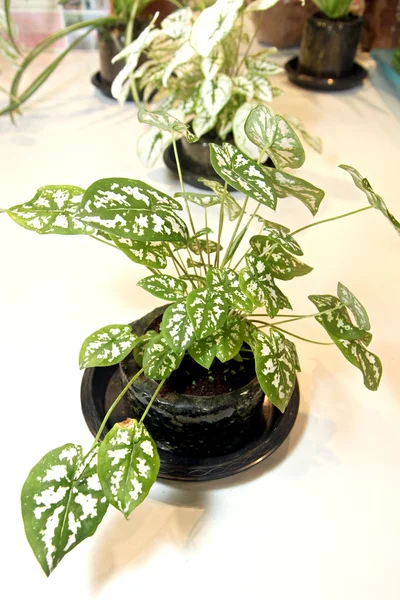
(299, 13), (364, 78)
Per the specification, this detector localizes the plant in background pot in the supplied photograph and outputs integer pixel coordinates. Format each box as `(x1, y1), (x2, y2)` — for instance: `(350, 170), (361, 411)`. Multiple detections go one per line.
(2, 105), (398, 576)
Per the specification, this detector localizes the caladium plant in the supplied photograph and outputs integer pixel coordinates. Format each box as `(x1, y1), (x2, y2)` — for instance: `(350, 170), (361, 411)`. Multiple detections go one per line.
(2, 105), (398, 575)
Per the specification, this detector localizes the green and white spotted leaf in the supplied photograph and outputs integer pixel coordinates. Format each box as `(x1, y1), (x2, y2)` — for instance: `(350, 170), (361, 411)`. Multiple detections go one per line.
(337, 282), (371, 331)
(137, 274), (187, 301)
(233, 102), (262, 160)
(161, 7), (193, 40)
(21, 444), (108, 576)
(192, 110), (218, 139)
(198, 74), (233, 118)
(248, 71), (273, 102)
(137, 127), (172, 168)
(7, 185), (91, 235)
(161, 300), (195, 353)
(201, 44), (224, 80)
(143, 333), (184, 379)
(209, 143), (277, 209)
(245, 0), (280, 11)
(327, 333), (382, 391)
(111, 236), (168, 269)
(194, 179), (241, 220)
(187, 286), (228, 340)
(206, 267), (253, 312)
(189, 237), (221, 255)
(97, 419), (159, 518)
(79, 324), (139, 369)
(255, 218), (303, 255)
(263, 168), (325, 216)
(249, 243), (313, 280)
(284, 115), (323, 153)
(243, 104), (275, 152)
(161, 40), (197, 86)
(233, 76), (255, 98)
(309, 294), (371, 342)
(241, 257), (291, 316)
(190, 0), (244, 57)
(137, 108), (197, 143)
(254, 328), (296, 412)
(133, 330), (157, 367)
(245, 54), (283, 76)
(175, 191), (221, 208)
(188, 335), (217, 369)
(215, 316), (245, 363)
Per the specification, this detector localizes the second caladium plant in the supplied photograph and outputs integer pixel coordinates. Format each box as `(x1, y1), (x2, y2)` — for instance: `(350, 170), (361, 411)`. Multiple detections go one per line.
(3, 105), (397, 575)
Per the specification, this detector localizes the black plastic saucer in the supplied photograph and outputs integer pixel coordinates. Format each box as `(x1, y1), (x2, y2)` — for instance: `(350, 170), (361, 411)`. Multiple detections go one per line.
(81, 364), (300, 482)
(285, 57), (368, 91)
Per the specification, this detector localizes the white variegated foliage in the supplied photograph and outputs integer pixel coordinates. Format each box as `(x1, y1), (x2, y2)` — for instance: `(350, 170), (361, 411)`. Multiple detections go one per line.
(138, 274), (187, 301)
(143, 333), (184, 379)
(255, 218), (303, 256)
(309, 294), (371, 343)
(198, 74), (233, 118)
(190, 0), (244, 58)
(263, 168), (325, 216)
(187, 286), (228, 340)
(249, 239), (313, 280)
(337, 282), (370, 331)
(233, 101), (262, 160)
(79, 325), (139, 369)
(215, 316), (245, 362)
(161, 300), (195, 353)
(327, 333), (382, 391)
(188, 335), (217, 369)
(111, 236), (168, 269)
(161, 7), (193, 40)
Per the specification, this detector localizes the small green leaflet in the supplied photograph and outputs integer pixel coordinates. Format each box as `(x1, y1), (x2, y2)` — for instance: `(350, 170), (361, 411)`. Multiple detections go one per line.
(198, 74), (233, 118)
(209, 143), (277, 209)
(248, 71), (273, 102)
(206, 267), (253, 312)
(337, 282), (370, 331)
(187, 286), (228, 339)
(21, 444), (108, 576)
(188, 336), (217, 369)
(245, 55), (283, 76)
(97, 419), (159, 518)
(263, 168), (325, 216)
(255, 218), (303, 256)
(215, 316), (245, 363)
(254, 328), (296, 412)
(111, 236), (168, 269)
(143, 333), (184, 379)
(309, 294), (371, 342)
(189, 237), (221, 255)
(161, 41), (197, 87)
(248, 243), (313, 280)
(327, 333), (382, 391)
(138, 274), (187, 301)
(161, 300), (195, 353)
(190, 0), (244, 57)
(339, 165), (400, 237)
(7, 185), (91, 235)
(79, 324), (139, 369)
(138, 108), (197, 143)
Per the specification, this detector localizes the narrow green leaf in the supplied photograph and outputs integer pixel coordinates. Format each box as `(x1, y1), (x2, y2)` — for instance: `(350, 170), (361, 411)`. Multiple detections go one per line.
(327, 333), (382, 391)
(337, 282), (371, 331)
(143, 333), (184, 379)
(309, 294), (371, 342)
(190, 0), (244, 57)
(263, 168), (325, 216)
(161, 300), (195, 353)
(79, 324), (139, 369)
(175, 192), (220, 208)
(138, 274), (187, 301)
(138, 108), (197, 143)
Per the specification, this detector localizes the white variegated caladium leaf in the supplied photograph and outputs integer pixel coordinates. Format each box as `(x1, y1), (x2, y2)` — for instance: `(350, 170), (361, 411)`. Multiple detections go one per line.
(137, 127), (172, 168)
(326, 333), (382, 391)
(337, 282), (370, 331)
(133, 330), (157, 367)
(240, 256), (292, 317)
(249, 244), (313, 280)
(233, 102), (263, 160)
(137, 108), (197, 143)
(161, 7), (193, 40)
(143, 333), (184, 379)
(188, 335), (217, 369)
(175, 191), (221, 208)
(206, 267), (253, 312)
(190, 0), (244, 58)
(138, 274), (187, 301)
(245, 0), (280, 11)
(198, 74), (233, 118)
(201, 45), (224, 80)
(161, 300), (195, 353)
(161, 41), (197, 87)
(215, 315), (245, 363)
(189, 237), (221, 255)
(255, 218), (303, 256)
(339, 165), (400, 237)
(284, 115), (323, 154)
(233, 76), (255, 98)
(194, 179), (241, 221)
(97, 419), (159, 518)
(245, 54), (283, 76)
(263, 168), (325, 216)
(209, 143), (277, 209)
(7, 186), (91, 235)
(242, 104), (275, 153)
(309, 294), (371, 342)
(192, 110), (218, 139)
(21, 444), (108, 576)
(111, 236), (168, 269)
(187, 286), (228, 340)
(79, 325), (139, 369)
(248, 72), (273, 103)
(254, 328), (296, 412)
(243, 319), (265, 351)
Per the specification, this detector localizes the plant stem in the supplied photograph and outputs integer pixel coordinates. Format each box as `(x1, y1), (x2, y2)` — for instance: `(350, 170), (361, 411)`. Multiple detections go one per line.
(221, 196), (249, 267)
(204, 207), (211, 268)
(93, 367), (144, 446)
(126, 0), (141, 107)
(229, 201), (262, 269)
(139, 379), (166, 424)
(272, 306), (343, 326)
(292, 206), (373, 236)
(5, 0), (20, 56)
(251, 320), (333, 346)
(215, 181), (227, 267)
(235, 10), (265, 76)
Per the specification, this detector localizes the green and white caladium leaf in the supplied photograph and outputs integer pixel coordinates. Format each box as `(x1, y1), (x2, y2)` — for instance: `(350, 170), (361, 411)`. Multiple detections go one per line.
(161, 41), (197, 87)
(198, 74), (233, 118)
(7, 185), (91, 234)
(192, 110), (218, 139)
(245, 54), (283, 76)
(245, 0), (280, 11)
(233, 76), (255, 98)
(249, 243), (313, 280)
(133, 330), (157, 367)
(189, 237), (221, 255)
(201, 44), (224, 80)
(190, 0), (244, 57)
(79, 324), (139, 369)
(339, 165), (400, 237)
(327, 333), (382, 391)
(138, 274), (187, 301)
(241, 256), (292, 317)
(21, 444), (108, 576)
(97, 419), (159, 518)
(215, 315), (245, 362)
(161, 300), (195, 353)
(111, 236), (168, 269)
(188, 335), (217, 369)
(255, 218), (303, 256)
(209, 143), (277, 209)
(284, 114), (323, 154)
(138, 108), (197, 143)
(309, 294), (371, 342)
(254, 328), (296, 412)
(161, 6), (193, 40)
(337, 282), (371, 331)
(248, 71), (273, 102)
(233, 101), (262, 160)
(206, 267), (253, 312)
(175, 191), (221, 208)
(194, 179), (241, 221)
(245, 105), (305, 170)
(137, 127), (172, 168)
(187, 286), (228, 339)
(143, 333), (184, 379)
(263, 168), (325, 216)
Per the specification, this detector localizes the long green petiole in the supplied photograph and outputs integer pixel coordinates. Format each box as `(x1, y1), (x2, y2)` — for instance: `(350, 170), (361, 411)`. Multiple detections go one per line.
(251, 319), (334, 346)
(291, 206), (373, 236)
(215, 181), (228, 267)
(126, 0), (142, 107)
(139, 379), (166, 424)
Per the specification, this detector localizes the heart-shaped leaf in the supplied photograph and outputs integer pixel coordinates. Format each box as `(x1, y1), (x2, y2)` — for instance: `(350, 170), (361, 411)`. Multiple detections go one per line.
(248, 72), (273, 102)
(111, 236), (168, 269)
(215, 315), (245, 362)
(97, 419), (159, 518)
(245, 54), (283, 76)
(79, 324), (139, 369)
(21, 444), (108, 576)
(187, 286), (228, 339)
(138, 274), (187, 301)
(240, 265), (291, 318)
(138, 108), (197, 143)
(190, 0), (244, 57)
(232, 101), (262, 160)
(201, 44), (225, 80)
(309, 294), (371, 342)
(161, 41), (197, 87)
(198, 74), (233, 118)
(175, 191), (221, 208)
(263, 168), (325, 216)
(161, 300), (195, 353)
(337, 282), (370, 331)
(206, 267), (253, 312)
(327, 333), (382, 391)
(143, 333), (184, 379)
(188, 335), (217, 369)
(233, 76), (255, 97)
(255, 218), (303, 255)
(161, 7), (193, 40)
(249, 243), (313, 280)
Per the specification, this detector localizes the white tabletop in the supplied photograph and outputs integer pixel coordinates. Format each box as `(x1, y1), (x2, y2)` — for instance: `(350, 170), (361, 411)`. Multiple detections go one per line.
(0, 49), (400, 599)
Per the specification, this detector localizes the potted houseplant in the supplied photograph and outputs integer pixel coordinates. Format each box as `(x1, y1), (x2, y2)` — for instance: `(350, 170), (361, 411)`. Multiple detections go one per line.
(2, 105), (398, 576)
(0, 0), (174, 116)
(285, 0), (367, 90)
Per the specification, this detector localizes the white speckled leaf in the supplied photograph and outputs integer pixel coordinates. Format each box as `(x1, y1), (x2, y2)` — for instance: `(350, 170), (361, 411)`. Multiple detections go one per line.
(161, 300), (195, 352)
(187, 286), (228, 340)
(263, 168), (325, 216)
(192, 180), (241, 221)
(188, 335), (217, 369)
(245, 0), (280, 11)
(255, 218), (303, 255)
(21, 444), (108, 577)
(138, 274), (187, 301)
(188, 237), (221, 255)
(97, 419), (159, 518)
(138, 108), (197, 143)
(133, 330), (158, 367)
(326, 333), (382, 391)
(337, 282), (370, 331)
(7, 186), (91, 235)
(210, 143), (277, 209)
(309, 294), (371, 342)
(175, 191), (221, 208)
(201, 45), (224, 80)
(206, 267), (253, 312)
(233, 76), (255, 98)
(198, 74), (233, 118)
(249, 243), (313, 280)
(248, 72), (273, 102)
(245, 54), (283, 75)
(161, 41), (197, 87)
(240, 260), (291, 317)
(215, 315), (245, 362)
(138, 127), (171, 168)
(284, 115), (322, 154)
(79, 325), (139, 369)
(233, 102), (262, 160)
(111, 236), (168, 269)
(143, 333), (184, 379)
(190, 0), (244, 57)
(161, 7), (193, 40)
(192, 110), (217, 139)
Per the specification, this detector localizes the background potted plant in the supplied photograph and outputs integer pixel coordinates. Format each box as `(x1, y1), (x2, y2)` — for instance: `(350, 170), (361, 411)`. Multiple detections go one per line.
(1, 104), (398, 576)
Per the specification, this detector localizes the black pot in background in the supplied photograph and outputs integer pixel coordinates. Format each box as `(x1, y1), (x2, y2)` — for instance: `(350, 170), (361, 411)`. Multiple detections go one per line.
(97, 25), (126, 85)
(120, 305), (274, 458)
(299, 13), (363, 78)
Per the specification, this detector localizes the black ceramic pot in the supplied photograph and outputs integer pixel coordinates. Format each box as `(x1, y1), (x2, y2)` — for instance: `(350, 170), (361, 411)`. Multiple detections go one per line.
(119, 305), (274, 458)
(299, 13), (363, 78)
(97, 24), (126, 85)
